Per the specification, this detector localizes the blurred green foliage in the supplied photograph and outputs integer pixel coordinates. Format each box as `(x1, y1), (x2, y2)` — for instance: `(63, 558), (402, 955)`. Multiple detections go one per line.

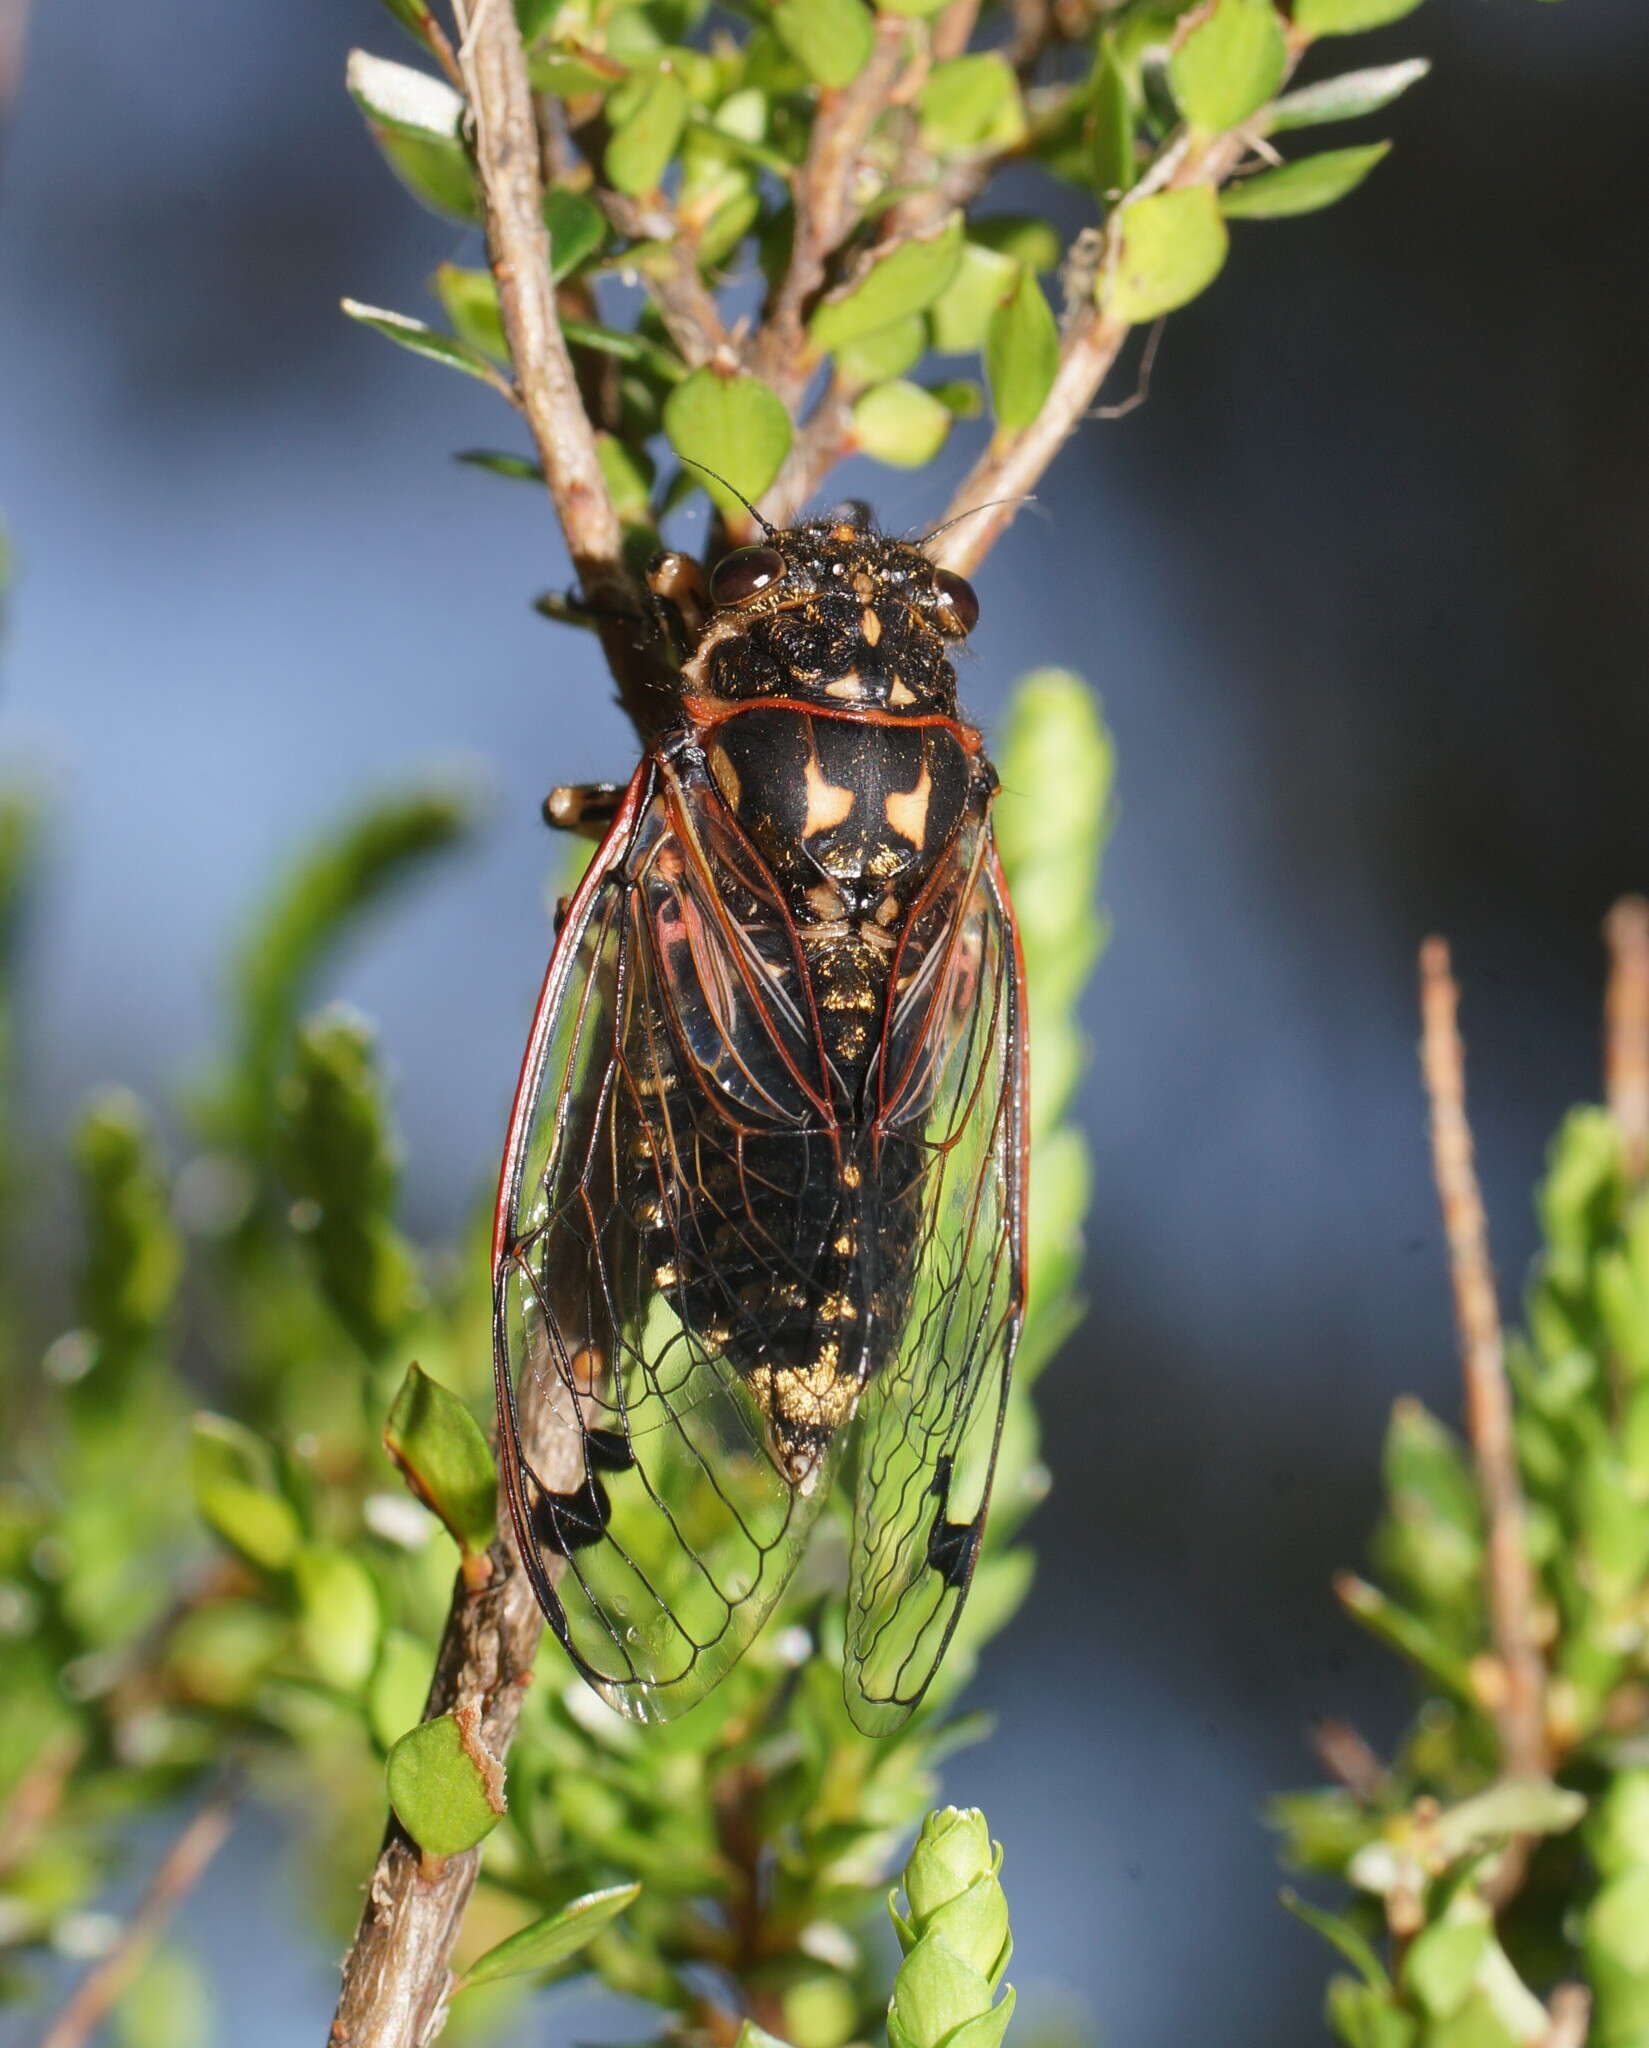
(1275, 1030), (1649, 2044)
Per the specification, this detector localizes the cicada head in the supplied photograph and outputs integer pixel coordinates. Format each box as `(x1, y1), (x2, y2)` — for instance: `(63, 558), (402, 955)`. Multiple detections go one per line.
(677, 509), (981, 716)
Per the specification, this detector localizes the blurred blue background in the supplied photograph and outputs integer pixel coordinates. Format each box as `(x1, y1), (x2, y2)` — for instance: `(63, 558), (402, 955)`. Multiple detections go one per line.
(3, 1), (1648, 2041)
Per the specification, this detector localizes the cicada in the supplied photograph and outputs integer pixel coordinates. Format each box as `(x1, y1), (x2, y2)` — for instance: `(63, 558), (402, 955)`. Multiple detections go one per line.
(491, 509), (1027, 1735)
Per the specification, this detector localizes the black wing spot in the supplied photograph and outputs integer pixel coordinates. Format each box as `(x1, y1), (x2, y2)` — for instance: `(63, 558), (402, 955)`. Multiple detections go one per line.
(585, 1428), (636, 1473)
(925, 1455), (982, 1591)
(533, 1472), (612, 1556)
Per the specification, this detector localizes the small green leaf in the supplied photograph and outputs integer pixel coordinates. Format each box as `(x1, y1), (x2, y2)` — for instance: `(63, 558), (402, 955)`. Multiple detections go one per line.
(190, 1414), (302, 1572)
(664, 367), (791, 513)
(277, 1008), (422, 1357)
(75, 1091), (182, 1365)
(1170, 0), (1287, 133)
(812, 212), (965, 352)
(166, 1601), (287, 1710)
(226, 788), (465, 1155)
(836, 313), (928, 384)
(1090, 36), (1137, 203)
(1402, 1920), (1490, 2022)
(529, 49), (629, 98)
(294, 1544), (381, 1695)
(928, 240), (1019, 354)
(376, 0), (442, 48)
(985, 269), (1058, 436)
(1294, 0), (1424, 31)
(597, 433), (656, 527)
(1221, 142), (1391, 218)
(1269, 58), (1429, 132)
(1104, 186), (1228, 323)
(457, 1883), (643, 1990)
(387, 1711), (505, 1857)
(384, 1363), (497, 1556)
(432, 264), (507, 360)
(1333, 1573), (1476, 1698)
(346, 50), (478, 223)
(734, 2027), (796, 2048)
(775, 0), (875, 88)
(341, 300), (511, 391)
(852, 381), (953, 467)
(918, 55), (1025, 154)
(542, 188), (607, 280)
(1325, 1979), (1418, 2048)
(1279, 1890), (1390, 1991)
(969, 216), (1062, 274)
(927, 379), (983, 418)
(605, 66), (689, 196)
(562, 317), (686, 384)
(1431, 1780), (1586, 1855)
(457, 449), (544, 483)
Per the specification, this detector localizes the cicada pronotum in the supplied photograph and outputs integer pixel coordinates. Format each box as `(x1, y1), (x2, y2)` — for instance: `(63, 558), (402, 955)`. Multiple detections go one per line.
(491, 508), (1027, 1735)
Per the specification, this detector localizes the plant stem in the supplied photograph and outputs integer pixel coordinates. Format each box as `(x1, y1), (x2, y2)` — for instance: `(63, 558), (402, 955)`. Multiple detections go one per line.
(328, 1367), (586, 2048)
(751, 14), (912, 407)
(34, 1781), (237, 2048)
(453, 0), (674, 739)
(930, 118), (1271, 577)
(1417, 937), (1547, 1783)
(1604, 895), (1649, 1186)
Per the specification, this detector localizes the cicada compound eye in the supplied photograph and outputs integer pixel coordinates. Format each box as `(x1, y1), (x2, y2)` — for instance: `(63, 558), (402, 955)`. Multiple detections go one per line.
(932, 569), (980, 638)
(710, 545), (786, 608)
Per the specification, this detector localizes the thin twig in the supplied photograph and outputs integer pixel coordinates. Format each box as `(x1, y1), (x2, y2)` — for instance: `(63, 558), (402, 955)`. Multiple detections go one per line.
(1604, 897), (1649, 1186)
(597, 189), (730, 367)
(930, 117), (1279, 576)
(0, 1730), (83, 1882)
(752, 14), (910, 404)
(453, 0), (674, 738)
(760, 375), (862, 530)
(1418, 937), (1547, 1781)
(1310, 1718), (1387, 1803)
(34, 1782), (237, 2048)
(1542, 1983), (1591, 2048)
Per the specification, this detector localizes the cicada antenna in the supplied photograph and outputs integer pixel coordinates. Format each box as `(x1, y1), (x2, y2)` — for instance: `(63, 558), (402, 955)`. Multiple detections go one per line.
(678, 458), (779, 539)
(915, 496), (1038, 551)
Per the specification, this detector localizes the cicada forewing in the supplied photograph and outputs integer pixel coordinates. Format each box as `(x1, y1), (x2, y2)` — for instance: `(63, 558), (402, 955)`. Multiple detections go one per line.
(493, 754), (847, 1720)
(495, 751), (1027, 1731)
(842, 824), (1026, 1735)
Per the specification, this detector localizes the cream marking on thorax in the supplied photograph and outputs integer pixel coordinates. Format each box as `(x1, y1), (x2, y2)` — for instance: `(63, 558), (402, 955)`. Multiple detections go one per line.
(884, 761), (933, 847)
(801, 752), (856, 835)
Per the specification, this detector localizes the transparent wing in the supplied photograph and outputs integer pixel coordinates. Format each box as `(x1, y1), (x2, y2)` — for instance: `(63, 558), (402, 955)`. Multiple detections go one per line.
(493, 756), (843, 1722)
(843, 826), (1027, 1736)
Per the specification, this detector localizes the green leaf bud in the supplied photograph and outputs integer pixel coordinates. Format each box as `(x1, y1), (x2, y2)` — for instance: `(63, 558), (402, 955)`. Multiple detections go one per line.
(888, 1810), (1015, 2048)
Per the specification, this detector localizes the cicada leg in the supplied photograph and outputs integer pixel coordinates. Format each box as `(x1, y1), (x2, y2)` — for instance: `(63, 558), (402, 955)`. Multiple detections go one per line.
(542, 782), (626, 841)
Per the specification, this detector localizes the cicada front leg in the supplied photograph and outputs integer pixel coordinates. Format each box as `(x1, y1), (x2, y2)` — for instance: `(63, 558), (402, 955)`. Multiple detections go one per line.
(542, 782), (626, 841)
